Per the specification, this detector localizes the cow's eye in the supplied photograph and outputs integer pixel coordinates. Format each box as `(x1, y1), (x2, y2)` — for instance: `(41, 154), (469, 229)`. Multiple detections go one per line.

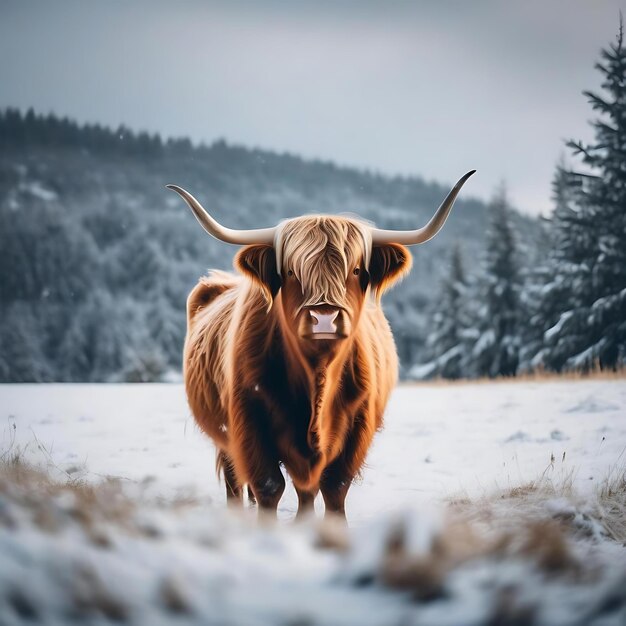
(287, 270), (293, 277)
(353, 267), (360, 276)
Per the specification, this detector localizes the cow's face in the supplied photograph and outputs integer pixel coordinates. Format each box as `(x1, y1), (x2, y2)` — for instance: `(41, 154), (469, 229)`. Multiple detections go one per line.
(236, 216), (411, 354)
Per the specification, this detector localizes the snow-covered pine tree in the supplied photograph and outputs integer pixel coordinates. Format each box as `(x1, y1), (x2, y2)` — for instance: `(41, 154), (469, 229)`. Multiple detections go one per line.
(540, 20), (626, 370)
(416, 244), (469, 379)
(0, 303), (52, 382)
(519, 163), (585, 371)
(469, 185), (521, 378)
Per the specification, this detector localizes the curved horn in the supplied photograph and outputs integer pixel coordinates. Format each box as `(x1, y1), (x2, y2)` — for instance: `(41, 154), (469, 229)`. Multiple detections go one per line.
(370, 170), (476, 245)
(166, 185), (276, 245)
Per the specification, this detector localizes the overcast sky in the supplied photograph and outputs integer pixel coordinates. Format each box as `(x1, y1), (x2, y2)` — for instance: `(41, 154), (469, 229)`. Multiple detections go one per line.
(1, 0), (624, 215)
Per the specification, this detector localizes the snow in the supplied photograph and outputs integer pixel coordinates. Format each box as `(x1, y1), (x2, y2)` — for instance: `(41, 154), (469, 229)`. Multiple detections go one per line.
(406, 361), (437, 380)
(471, 328), (495, 356)
(565, 339), (607, 370)
(544, 310), (574, 343)
(1, 380), (625, 522)
(407, 345), (463, 380)
(1, 380), (625, 625)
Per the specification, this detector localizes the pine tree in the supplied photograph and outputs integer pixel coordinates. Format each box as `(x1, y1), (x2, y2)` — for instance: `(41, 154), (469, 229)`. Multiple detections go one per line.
(470, 185), (520, 377)
(0, 303), (52, 382)
(419, 244), (470, 379)
(539, 20), (626, 370)
(519, 164), (581, 371)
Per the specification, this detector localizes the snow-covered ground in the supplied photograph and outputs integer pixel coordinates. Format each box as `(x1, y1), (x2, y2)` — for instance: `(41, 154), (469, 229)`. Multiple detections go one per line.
(1, 380), (625, 625)
(1, 381), (624, 521)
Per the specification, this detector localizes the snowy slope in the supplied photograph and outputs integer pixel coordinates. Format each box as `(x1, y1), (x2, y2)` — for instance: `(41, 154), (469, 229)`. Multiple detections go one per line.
(1, 381), (624, 522)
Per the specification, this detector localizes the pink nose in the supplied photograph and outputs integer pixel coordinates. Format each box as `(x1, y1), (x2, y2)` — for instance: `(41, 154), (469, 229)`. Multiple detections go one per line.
(309, 309), (339, 334)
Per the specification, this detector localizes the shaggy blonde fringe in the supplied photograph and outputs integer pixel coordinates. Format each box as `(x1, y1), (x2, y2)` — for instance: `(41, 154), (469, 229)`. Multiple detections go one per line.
(275, 216), (371, 313)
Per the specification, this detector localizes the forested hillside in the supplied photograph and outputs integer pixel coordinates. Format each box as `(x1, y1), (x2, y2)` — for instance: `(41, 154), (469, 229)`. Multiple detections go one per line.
(0, 108), (539, 382)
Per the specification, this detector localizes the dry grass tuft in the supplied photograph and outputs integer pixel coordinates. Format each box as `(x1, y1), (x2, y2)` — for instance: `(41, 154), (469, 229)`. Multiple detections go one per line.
(377, 507), (590, 600)
(505, 482), (541, 499)
(0, 453), (136, 538)
(380, 517), (485, 600)
(598, 461), (626, 500)
(596, 464), (626, 544)
(518, 520), (579, 574)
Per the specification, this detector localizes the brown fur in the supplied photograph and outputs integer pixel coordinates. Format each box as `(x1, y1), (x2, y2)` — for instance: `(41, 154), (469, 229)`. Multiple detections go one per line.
(184, 216), (411, 519)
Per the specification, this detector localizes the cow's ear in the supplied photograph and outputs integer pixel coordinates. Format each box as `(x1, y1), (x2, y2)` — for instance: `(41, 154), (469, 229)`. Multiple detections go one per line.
(235, 245), (281, 307)
(368, 244), (412, 300)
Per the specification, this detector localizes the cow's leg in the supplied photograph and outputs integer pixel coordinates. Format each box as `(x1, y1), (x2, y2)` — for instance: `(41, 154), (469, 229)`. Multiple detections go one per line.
(218, 451), (243, 507)
(320, 415), (374, 521)
(320, 462), (352, 520)
(223, 460), (243, 507)
(249, 468), (285, 517)
(295, 487), (318, 520)
(231, 393), (285, 517)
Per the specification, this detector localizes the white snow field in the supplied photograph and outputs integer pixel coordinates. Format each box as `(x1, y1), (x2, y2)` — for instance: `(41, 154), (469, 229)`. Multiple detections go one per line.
(1, 381), (624, 520)
(1, 380), (625, 625)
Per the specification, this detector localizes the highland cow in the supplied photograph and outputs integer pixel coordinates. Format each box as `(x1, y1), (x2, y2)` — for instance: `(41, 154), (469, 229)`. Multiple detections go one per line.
(168, 170), (474, 520)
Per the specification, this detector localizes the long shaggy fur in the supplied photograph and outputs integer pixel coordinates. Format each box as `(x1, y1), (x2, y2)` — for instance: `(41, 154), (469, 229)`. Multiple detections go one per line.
(184, 216), (410, 517)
